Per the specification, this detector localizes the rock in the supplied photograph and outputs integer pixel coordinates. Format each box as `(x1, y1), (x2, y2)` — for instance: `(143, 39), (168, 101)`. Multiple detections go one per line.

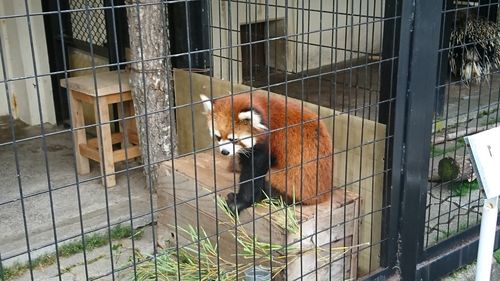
(438, 157), (460, 182)
(430, 155), (476, 182)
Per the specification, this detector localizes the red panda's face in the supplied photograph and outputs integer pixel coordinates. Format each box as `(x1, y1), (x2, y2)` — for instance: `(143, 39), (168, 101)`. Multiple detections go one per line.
(200, 94), (267, 156)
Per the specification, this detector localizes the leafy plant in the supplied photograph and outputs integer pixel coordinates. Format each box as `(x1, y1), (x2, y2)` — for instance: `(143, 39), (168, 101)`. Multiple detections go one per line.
(135, 196), (367, 281)
(450, 179), (479, 197)
(494, 249), (500, 264)
(254, 192), (300, 234)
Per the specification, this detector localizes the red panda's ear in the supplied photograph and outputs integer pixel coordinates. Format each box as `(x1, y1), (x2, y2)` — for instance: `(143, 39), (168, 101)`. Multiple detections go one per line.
(238, 110), (268, 130)
(199, 95), (212, 113)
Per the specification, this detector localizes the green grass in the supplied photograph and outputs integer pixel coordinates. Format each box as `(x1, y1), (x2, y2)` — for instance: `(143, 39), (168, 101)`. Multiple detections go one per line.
(477, 108), (498, 119)
(60, 254), (106, 275)
(431, 138), (466, 157)
(450, 179), (480, 197)
(0, 225), (143, 280)
(446, 263), (475, 279)
(443, 223), (470, 239)
(0, 263), (25, 281)
(484, 116), (499, 126)
(494, 249), (500, 264)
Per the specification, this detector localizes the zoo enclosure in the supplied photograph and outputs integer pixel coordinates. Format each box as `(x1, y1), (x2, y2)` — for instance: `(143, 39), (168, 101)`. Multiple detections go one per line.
(0, 0), (499, 280)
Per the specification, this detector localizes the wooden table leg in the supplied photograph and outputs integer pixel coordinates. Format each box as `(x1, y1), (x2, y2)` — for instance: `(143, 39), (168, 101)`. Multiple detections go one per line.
(127, 101), (140, 145)
(117, 100), (127, 150)
(118, 100), (135, 151)
(69, 90), (90, 175)
(95, 100), (116, 187)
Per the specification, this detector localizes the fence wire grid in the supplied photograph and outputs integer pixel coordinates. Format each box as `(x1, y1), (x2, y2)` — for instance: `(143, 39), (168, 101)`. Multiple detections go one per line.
(0, 1), (499, 281)
(425, 0), (500, 248)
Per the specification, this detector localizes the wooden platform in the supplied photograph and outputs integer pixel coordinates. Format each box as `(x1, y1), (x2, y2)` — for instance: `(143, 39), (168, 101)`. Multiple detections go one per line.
(157, 151), (359, 280)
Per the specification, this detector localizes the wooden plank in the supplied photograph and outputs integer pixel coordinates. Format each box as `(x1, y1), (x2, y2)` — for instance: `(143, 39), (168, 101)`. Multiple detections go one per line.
(87, 133), (125, 148)
(70, 90), (90, 175)
(70, 90), (97, 105)
(102, 92), (133, 104)
(79, 144), (100, 162)
(60, 70), (130, 97)
(94, 100), (116, 187)
(156, 170), (251, 265)
(86, 132), (139, 149)
(286, 237), (353, 281)
(350, 196), (360, 279)
(286, 198), (356, 249)
(128, 132), (139, 145)
(329, 113), (386, 275)
(80, 142), (141, 163)
(113, 146), (141, 162)
(118, 100), (139, 149)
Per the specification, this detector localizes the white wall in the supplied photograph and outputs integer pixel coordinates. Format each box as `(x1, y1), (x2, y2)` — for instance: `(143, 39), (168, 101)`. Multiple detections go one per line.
(0, 0), (56, 125)
(210, 0), (384, 82)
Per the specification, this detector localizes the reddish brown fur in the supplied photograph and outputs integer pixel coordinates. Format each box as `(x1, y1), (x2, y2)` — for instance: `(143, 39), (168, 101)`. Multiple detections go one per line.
(207, 92), (334, 205)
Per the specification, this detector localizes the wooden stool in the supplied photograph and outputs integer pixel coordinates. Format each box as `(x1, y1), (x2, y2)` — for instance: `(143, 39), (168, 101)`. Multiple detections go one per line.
(61, 70), (141, 187)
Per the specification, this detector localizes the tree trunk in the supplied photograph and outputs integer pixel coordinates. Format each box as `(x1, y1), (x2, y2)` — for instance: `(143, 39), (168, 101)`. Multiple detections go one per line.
(125, 0), (176, 187)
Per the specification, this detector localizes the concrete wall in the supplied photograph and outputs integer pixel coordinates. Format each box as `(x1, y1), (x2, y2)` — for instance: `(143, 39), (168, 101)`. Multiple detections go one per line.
(210, 0), (384, 82)
(0, 0), (56, 125)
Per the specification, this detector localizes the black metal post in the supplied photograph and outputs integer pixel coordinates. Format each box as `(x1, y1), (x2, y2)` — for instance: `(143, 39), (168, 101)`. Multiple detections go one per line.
(104, 0), (128, 71)
(392, 1), (442, 280)
(435, 0), (453, 118)
(168, 0), (210, 70)
(379, 0), (401, 269)
(42, 0), (72, 126)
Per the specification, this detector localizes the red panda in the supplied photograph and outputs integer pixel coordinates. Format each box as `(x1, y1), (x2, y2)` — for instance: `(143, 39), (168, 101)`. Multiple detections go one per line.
(200, 92), (333, 214)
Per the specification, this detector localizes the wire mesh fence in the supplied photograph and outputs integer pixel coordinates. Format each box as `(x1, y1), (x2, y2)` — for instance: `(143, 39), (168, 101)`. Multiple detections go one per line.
(0, 0), (498, 281)
(425, 0), (500, 248)
(69, 0), (108, 48)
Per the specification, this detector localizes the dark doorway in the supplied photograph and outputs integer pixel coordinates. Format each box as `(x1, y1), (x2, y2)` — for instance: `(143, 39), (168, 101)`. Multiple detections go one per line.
(240, 22), (268, 83)
(41, 0), (72, 126)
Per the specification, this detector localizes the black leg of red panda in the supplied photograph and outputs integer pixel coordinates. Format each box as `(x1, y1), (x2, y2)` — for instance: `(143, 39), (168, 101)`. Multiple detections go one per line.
(226, 143), (270, 214)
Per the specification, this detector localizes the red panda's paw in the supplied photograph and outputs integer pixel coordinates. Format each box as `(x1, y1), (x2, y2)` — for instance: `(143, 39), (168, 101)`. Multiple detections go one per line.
(225, 192), (238, 215)
(225, 192), (251, 215)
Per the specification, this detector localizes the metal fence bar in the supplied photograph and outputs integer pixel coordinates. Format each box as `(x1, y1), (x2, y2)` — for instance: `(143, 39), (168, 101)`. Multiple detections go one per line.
(394, 1), (443, 280)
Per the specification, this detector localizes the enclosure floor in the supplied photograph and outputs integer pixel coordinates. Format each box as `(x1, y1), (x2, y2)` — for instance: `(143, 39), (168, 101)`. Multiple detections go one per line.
(0, 117), (154, 266)
(442, 74), (500, 123)
(10, 225), (156, 281)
